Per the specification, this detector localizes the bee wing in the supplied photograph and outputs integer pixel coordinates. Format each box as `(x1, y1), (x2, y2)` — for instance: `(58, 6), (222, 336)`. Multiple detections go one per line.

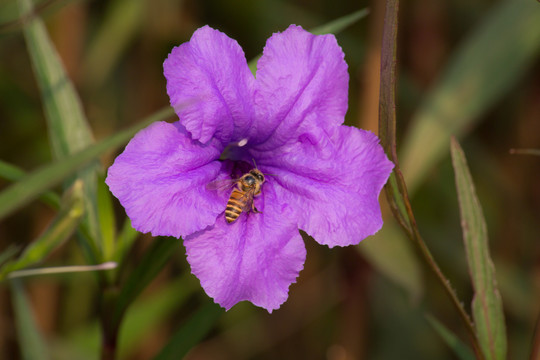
(206, 178), (238, 192)
(240, 188), (257, 212)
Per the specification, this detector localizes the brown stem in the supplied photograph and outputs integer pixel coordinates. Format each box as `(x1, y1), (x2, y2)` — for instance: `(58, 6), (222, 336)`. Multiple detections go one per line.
(378, 0), (484, 358)
(530, 309), (540, 360)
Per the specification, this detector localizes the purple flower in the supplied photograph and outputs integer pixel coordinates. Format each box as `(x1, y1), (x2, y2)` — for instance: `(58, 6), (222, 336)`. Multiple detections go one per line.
(106, 25), (393, 312)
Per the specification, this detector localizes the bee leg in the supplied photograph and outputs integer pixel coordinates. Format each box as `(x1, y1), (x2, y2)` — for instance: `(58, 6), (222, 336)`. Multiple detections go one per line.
(251, 202), (262, 214)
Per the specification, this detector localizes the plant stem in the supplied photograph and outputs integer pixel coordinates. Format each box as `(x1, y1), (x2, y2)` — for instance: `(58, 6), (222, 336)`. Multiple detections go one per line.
(377, 0), (484, 358)
(100, 284), (120, 360)
(530, 309), (540, 360)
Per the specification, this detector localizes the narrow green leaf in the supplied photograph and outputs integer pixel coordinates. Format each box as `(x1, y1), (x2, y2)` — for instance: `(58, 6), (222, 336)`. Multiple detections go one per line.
(0, 180), (85, 281)
(17, 0), (101, 250)
(97, 176), (116, 261)
(247, 8), (370, 76)
(18, 0), (94, 159)
(401, 0), (540, 194)
(118, 274), (198, 359)
(153, 301), (223, 360)
(114, 218), (139, 264)
(0, 106), (174, 221)
(11, 280), (50, 360)
(0, 160), (60, 208)
(310, 8), (370, 35)
(113, 236), (179, 325)
(451, 137), (507, 360)
(0, 245), (21, 269)
(425, 314), (475, 360)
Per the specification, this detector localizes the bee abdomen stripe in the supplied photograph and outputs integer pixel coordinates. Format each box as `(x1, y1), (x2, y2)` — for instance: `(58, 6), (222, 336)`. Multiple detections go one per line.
(226, 206), (241, 214)
(227, 199), (244, 207)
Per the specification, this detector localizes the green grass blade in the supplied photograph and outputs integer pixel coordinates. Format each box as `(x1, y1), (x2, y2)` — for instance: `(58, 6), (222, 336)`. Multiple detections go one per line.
(310, 8), (369, 35)
(0, 160), (60, 208)
(97, 175), (116, 261)
(118, 274), (198, 359)
(17, 0), (101, 251)
(0, 180), (85, 281)
(153, 301), (223, 360)
(113, 236), (179, 326)
(115, 218), (139, 263)
(248, 8), (369, 76)
(11, 279), (50, 360)
(451, 137), (507, 360)
(401, 0), (540, 194)
(18, 0), (94, 159)
(0, 106), (174, 221)
(425, 314), (475, 360)
(0, 245), (21, 268)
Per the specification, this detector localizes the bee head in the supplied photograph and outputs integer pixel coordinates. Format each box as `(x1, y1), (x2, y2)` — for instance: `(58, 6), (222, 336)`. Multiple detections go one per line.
(250, 169), (265, 184)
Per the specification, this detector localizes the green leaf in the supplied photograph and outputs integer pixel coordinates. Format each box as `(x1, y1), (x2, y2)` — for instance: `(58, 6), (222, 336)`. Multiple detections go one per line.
(425, 314), (475, 360)
(97, 176), (116, 261)
(118, 274), (198, 359)
(0, 160), (60, 208)
(11, 279), (50, 360)
(247, 8), (370, 76)
(17, 0), (101, 252)
(0, 106), (174, 221)
(113, 236), (179, 326)
(114, 218), (139, 264)
(451, 137), (507, 360)
(401, 0), (540, 194)
(0, 180), (85, 281)
(310, 8), (369, 35)
(153, 301), (223, 360)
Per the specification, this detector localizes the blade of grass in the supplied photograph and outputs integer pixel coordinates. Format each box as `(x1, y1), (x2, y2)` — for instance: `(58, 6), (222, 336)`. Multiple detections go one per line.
(401, 0), (540, 194)
(153, 301), (223, 360)
(118, 274), (198, 359)
(100, 237), (179, 360)
(0, 160), (60, 208)
(0, 106), (174, 221)
(97, 176), (116, 261)
(115, 218), (139, 264)
(0, 180), (84, 281)
(112, 237), (180, 326)
(426, 314), (475, 360)
(11, 279), (50, 360)
(18, 0), (102, 254)
(248, 8), (370, 75)
(451, 137), (507, 360)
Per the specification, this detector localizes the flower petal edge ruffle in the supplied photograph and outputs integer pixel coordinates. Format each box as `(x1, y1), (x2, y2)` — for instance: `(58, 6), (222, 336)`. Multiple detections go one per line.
(106, 121), (227, 238)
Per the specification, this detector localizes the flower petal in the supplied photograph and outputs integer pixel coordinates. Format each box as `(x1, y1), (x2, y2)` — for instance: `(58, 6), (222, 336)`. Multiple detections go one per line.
(256, 125), (393, 247)
(164, 26), (255, 144)
(251, 25), (348, 149)
(184, 184), (306, 312)
(106, 121), (227, 238)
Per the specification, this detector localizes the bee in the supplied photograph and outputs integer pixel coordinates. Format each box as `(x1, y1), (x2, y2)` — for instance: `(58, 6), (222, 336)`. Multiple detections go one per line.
(207, 167), (266, 223)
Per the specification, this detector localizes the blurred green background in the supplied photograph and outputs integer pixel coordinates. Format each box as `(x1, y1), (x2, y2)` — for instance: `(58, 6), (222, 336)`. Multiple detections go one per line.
(0, 0), (539, 359)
